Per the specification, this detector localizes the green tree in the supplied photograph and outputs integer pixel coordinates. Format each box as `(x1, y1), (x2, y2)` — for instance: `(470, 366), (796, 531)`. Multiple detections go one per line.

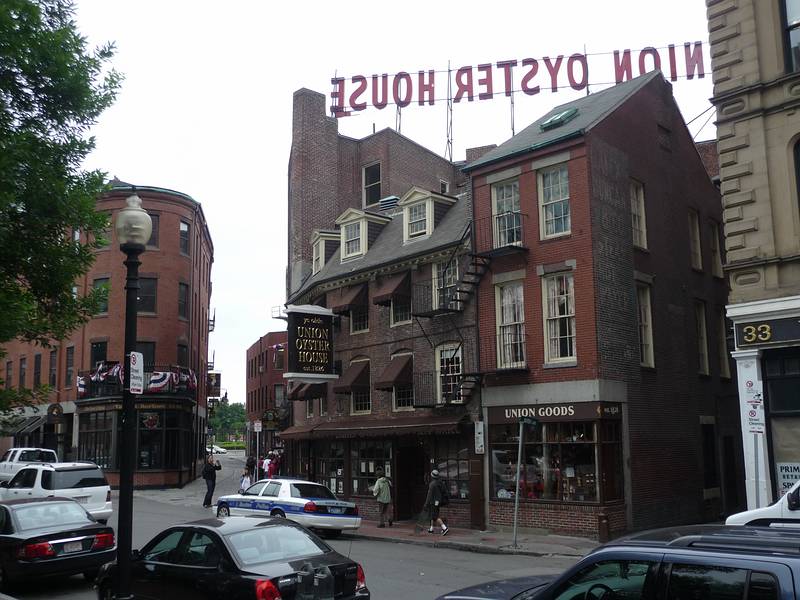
(0, 0), (121, 408)
(209, 402), (246, 442)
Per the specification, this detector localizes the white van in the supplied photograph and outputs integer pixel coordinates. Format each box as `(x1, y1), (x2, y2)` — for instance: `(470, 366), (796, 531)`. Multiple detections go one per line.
(726, 480), (800, 526)
(0, 462), (113, 523)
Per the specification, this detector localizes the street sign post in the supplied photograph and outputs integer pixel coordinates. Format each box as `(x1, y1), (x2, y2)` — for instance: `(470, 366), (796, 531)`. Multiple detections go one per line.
(129, 352), (144, 395)
(253, 420), (262, 480)
(512, 416), (537, 548)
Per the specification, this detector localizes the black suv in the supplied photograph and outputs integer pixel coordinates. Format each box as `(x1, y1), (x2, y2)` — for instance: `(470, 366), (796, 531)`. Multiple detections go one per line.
(437, 525), (800, 599)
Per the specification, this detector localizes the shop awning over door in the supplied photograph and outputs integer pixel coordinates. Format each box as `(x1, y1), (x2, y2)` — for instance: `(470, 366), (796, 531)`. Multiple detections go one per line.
(11, 416), (43, 436)
(332, 361), (370, 394)
(330, 284), (367, 315)
(278, 424), (316, 440)
(373, 354), (412, 390)
(372, 272), (410, 306)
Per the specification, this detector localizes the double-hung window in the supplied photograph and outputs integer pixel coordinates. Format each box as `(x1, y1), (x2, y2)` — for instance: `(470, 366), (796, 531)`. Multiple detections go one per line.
(179, 221), (190, 255)
(695, 301), (709, 375)
(630, 180), (647, 249)
(407, 203), (428, 238)
(784, 0), (800, 71)
(312, 242), (322, 274)
(497, 282), (526, 368)
(343, 222), (362, 258)
(138, 278), (157, 313)
(437, 344), (462, 404)
(434, 260), (459, 310)
(539, 164), (570, 238)
(363, 163), (381, 206)
(394, 385), (414, 411)
(493, 180), (521, 248)
(710, 222), (723, 278)
(178, 283), (189, 319)
(688, 210), (702, 270)
(350, 307), (369, 333)
(391, 296), (412, 326)
(544, 273), (576, 362)
(93, 278), (109, 314)
(48, 350), (57, 387)
(636, 284), (654, 367)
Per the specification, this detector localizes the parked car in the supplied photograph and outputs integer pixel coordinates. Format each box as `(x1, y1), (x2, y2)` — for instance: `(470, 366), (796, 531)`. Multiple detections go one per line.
(726, 479), (800, 526)
(216, 479), (361, 536)
(436, 524), (800, 599)
(0, 463), (112, 523)
(211, 445), (227, 454)
(0, 497), (115, 590)
(94, 516), (369, 599)
(0, 449), (58, 484)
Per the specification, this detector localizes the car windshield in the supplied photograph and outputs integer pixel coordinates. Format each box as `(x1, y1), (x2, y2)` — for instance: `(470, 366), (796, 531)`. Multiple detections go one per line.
(14, 502), (91, 531)
(227, 524), (327, 566)
(42, 468), (107, 490)
(290, 483), (336, 499)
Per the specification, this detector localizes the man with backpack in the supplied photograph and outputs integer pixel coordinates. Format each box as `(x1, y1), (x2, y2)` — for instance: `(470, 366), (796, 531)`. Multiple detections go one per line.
(423, 469), (450, 535)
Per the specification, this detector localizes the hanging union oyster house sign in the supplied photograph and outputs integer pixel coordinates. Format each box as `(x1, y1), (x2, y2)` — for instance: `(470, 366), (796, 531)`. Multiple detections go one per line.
(284, 305), (338, 384)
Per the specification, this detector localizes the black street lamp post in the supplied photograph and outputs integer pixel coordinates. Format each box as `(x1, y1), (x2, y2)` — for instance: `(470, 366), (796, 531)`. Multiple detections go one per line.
(115, 192), (152, 600)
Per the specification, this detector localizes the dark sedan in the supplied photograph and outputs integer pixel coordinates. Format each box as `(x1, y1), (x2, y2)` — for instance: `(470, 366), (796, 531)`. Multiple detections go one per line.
(0, 497), (115, 589)
(95, 516), (370, 600)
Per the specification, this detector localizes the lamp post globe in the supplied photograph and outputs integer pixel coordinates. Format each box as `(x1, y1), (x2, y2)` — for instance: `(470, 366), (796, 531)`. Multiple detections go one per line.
(116, 193), (152, 247)
(116, 192), (152, 600)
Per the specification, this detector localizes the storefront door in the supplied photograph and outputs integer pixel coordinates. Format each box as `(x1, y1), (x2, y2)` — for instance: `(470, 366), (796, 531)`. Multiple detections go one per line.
(395, 444), (427, 520)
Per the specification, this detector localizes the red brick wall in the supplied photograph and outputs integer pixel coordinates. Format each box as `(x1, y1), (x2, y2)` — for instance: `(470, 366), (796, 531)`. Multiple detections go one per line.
(489, 500), (627, 539)
(245, 330), (288, 451)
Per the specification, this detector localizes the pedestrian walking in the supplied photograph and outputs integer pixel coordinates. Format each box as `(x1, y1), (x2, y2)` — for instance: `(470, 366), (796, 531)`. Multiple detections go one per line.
(262, 453), (271, 477)
(267, 452), (279, 478)
(202, 454), (222, 508)
(239, 467), (251, 493)
(372, 467), (393, 528)
(246, 454), (256, 475)
(423, 469), (449, 535)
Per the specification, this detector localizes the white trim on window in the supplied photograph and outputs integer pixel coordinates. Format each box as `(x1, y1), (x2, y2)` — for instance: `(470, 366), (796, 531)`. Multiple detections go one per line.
(350, 306), (369, 334)
(390, 295), (412, 327)
(306, 397), (314, 418)
(312, 240), (322, 274)
(342, 220), (365, 260)
(350, 358), (371, 415)
(542, 273), (576, 363)
(495, 281), (526, 369)
(636, 283), (654, 367)
(435, 343), (463, 404)
(630, 179), (647, 249)
(538, 163), (570, 239)
(492, 179), (522, 249)
(433, 260), (459, 311)
(404, 200), (431, 242)
(439, 180), (449, 194)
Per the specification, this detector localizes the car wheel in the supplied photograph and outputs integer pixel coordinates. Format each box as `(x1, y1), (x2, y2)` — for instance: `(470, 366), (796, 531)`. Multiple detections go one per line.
(270, 509), (285, 518)
(83, 569), (99, 582)
(217, 504), (230, 518)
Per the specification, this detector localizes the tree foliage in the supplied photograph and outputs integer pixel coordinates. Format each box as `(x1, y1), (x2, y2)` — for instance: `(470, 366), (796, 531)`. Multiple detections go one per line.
(208, 402), (246, 442)
(0, 0), (121, 406)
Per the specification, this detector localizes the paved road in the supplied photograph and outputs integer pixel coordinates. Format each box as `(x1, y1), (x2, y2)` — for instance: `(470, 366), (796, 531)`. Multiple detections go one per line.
(13, 451), (581, 599)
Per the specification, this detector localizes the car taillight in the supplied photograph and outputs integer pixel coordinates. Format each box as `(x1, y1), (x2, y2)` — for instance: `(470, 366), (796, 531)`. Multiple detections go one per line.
(106, 490), (111, 502)
(17, 542), (56, 560)
(356, 563), (366, 590)
(255, 579), (282, 600)
(303, 501), (317, 513)
(92, 532), (115, 550)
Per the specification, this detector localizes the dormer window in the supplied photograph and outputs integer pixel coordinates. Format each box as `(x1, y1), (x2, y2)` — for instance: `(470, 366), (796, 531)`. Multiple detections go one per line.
(312, 241), (322, 274)
(407, 203), (428, 239)
(310, 229), (340, 274)
(343, 222), (362, 257)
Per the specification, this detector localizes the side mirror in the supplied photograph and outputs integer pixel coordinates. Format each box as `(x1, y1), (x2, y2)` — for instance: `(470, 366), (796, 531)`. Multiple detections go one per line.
(131, 549), (141, 560)
(788, 489), (800, 511)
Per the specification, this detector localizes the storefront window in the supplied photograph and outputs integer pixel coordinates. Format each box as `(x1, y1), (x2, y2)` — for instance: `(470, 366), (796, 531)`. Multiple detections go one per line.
(78, 411), (114, 469)
(432, 438), (470, 500)
(139, 411), (163, 469)
(316, 441), (346, 495)
(490, 422), (601, 502)
(350, 440), (392, 496)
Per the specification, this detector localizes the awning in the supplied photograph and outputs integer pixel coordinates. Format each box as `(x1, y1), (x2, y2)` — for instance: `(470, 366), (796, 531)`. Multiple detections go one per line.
(313, 414), (466, 438)
(330, 284), (367, 315)
(278, 424), (316, 440)
(289, 383), (327, 401)
(11, 416), (43, 436)
(332, 361), (370, 394)
(372, 272), (410, 306)
(373, 354), (412, 390)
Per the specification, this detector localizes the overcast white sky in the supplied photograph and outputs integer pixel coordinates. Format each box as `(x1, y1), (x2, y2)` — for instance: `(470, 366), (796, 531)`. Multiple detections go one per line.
(75, 0), (716, 408)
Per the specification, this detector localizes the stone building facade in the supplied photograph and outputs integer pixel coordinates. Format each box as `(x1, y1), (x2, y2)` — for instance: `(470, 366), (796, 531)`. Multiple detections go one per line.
(706, 0), (800, 507)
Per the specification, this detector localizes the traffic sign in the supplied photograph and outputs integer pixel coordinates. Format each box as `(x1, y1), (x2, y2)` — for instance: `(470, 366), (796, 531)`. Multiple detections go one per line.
(253, 420), (262, 433)
(129, 352), (144, 395)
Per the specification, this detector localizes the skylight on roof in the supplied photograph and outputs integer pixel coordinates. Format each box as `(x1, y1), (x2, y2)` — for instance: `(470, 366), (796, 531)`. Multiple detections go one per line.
(540, 107), (579, 131)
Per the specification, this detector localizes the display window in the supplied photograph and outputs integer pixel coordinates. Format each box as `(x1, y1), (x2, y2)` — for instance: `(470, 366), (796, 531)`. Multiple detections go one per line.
(350, 440), (392, 495)
(315, 441), (346, 495)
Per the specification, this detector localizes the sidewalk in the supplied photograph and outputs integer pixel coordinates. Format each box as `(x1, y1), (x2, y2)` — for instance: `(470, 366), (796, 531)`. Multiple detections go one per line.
(341, 520), (598, 558)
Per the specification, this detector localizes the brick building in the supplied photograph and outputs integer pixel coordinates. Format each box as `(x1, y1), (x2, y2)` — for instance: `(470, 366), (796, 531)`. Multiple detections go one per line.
(705, 0), (800, 508)
(464, 71), (743, 538)
(245, 331), (287, 458)
(1, 180), (214, 488)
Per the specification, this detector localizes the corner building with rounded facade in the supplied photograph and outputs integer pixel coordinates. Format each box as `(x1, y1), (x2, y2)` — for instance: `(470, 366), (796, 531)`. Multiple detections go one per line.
(1, 180), (214, 488)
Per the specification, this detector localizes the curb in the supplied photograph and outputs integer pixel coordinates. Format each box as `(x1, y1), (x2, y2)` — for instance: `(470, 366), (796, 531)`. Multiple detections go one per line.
(340, 531), (586, 558)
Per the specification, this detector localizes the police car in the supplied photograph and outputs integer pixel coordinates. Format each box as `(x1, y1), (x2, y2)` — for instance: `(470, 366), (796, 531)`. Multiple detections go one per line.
(215, 478), (361, 535)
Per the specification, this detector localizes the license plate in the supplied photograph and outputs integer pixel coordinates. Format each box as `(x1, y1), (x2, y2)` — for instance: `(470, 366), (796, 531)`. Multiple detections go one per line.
(75, 497), (89, 504)
(63, 541), (82, 553)
(329, 507), (344, 514)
